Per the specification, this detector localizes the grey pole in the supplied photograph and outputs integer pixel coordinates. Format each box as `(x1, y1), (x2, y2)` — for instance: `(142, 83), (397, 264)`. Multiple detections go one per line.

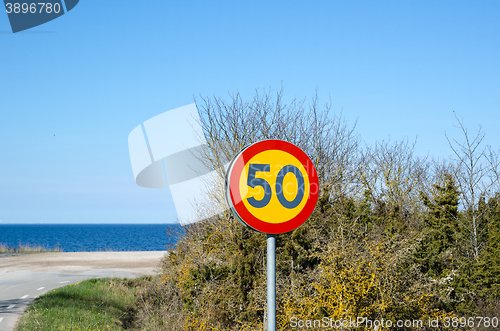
(267, 234), (276, 331)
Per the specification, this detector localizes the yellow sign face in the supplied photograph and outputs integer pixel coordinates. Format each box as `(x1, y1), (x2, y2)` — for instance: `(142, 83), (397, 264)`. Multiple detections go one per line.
(238, 149), (310, 224)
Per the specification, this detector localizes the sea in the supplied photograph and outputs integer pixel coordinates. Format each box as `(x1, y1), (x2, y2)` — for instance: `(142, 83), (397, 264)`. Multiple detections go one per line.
(0, 224), (184, 252)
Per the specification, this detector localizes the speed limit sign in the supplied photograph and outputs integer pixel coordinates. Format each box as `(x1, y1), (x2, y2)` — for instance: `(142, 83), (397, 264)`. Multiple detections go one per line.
(225, 139), (319, 234)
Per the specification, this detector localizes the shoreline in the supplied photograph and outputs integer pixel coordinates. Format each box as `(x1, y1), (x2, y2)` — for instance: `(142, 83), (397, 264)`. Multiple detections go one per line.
(0, 251), (167, 274)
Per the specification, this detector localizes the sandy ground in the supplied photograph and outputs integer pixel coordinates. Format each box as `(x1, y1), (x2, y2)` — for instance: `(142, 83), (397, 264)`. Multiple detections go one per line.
(0, 251), (167, 275)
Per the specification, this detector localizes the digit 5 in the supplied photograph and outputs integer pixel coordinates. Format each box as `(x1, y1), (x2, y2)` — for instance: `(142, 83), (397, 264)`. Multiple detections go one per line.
(247, 164), (271, 208)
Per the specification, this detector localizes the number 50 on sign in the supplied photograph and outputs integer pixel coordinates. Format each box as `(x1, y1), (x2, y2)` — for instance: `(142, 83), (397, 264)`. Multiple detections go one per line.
(225, 140), (319, 234)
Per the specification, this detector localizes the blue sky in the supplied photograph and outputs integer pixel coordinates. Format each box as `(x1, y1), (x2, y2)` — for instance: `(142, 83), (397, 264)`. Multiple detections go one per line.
(1, 1), (499, 224)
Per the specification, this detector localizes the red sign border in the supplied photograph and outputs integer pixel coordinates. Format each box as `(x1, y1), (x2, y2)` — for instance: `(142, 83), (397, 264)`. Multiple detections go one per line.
(226, 140), (319, 234)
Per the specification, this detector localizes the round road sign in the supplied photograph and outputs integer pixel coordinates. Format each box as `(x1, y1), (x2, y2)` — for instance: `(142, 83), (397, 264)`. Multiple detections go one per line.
(225, 140), (319, 234)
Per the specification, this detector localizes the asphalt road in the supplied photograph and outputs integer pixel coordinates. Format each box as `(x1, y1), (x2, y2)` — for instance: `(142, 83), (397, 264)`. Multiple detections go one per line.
(0, 251), (166, 331)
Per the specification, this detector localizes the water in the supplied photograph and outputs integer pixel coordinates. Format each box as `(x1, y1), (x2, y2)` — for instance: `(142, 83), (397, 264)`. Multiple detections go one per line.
(0, 224), (184, 252)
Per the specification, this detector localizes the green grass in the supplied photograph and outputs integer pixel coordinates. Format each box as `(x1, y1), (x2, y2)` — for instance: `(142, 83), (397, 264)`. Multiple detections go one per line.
(15, 277), (153, 331)
(0, 243), (62, 253)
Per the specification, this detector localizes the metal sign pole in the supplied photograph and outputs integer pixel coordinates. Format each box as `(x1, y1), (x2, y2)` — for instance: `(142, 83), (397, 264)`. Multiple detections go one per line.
(225, 140), (319, 331)
(267, 234), (276, 331)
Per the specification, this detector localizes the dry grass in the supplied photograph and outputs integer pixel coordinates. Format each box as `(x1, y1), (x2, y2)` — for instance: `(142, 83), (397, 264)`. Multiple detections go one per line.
(0, 242), (62, 253)
(129, 263), (186, 331)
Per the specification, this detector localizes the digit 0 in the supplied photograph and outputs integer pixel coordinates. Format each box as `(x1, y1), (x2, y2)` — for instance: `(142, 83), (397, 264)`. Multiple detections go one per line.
(246, 163), (305, 209)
